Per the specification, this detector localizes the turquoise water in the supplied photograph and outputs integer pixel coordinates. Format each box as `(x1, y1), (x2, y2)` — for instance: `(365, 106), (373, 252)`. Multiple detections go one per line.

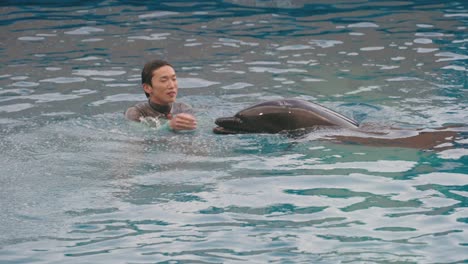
(1, 1), (467, 263)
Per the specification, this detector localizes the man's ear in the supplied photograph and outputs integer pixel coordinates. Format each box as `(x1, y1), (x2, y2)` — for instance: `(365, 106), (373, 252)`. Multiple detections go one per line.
(143, 83), (152, 95)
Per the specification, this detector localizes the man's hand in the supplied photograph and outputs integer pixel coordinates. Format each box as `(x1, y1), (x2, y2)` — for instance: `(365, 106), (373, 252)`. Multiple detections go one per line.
(169, 113), (197, 131)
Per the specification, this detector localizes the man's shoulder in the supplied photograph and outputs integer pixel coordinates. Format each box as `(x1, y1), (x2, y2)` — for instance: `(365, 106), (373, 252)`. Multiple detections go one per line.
(125, 105), (142, 122)
(125, 101), (150, 121)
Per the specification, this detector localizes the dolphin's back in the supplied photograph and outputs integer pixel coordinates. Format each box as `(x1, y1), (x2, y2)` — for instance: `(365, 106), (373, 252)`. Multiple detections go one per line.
(237, 99), (359, 130)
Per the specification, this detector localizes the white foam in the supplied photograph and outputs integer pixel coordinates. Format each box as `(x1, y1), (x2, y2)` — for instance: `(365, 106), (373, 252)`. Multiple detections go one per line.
(0, 103), (34, 112)
(138, 11), (179, 19)
(105, 83), (134, 87)
(72, 89), (96, 95)
(415, 32), (445, 37)
(46, 67), (62, 71)
(360, 46), (385, 51)
(411, 172), (468, 185)
(90, 93), (145, 106)
(212, 69), (246, 74)
(433, 142), (453, 149)
(40, 77), (86, 83)
(178, 77), (219, 88)
(74, 56), (101, 61)
(435, 52), (468, 62)
(386, 77), (422, 82)
(450, 190), (468, 197)
(437, 149), (468, 160)
(72, 69), (126, 76)
(277, 45), (312, 51)
(10, 81), (39, 87)
(309, 39), (343, 48)
(217, 38), (258, 46)
(307, 160), (416, 173)
(301, 78), (326, 82)
(420, 196), (460, 207)
(442, 65), (466, 71)
(184, 43), (202, 47)
(41, 111), (75, 116)
(221, 82), (253, 90)
(444, 13), (468, 17)
(10, 76), (28, 80)
(181, 66), (202, 71)
(36, 33), (56, 37)
(287, 60), (316, 65)
(18, 36), (44, 41)
(309, 146), (325, 150)
(453, 39), (468, 44)
(0, 118), (23, 124)
(345, 85), (380, 95)
(216, 42), (238, 48)
(347, 22), (379, 28)
(91, 77), (115, 81)
(249, 67), (307, 74)
(381, 65), (399, 69)
(65, 27), (104, 35)
(416, 24), (434, 28)
(128, 33), (170, 41)
(81, 38), (103, 42)
(247, 61), (281, 65)
(26, 92), (82, 103)
(415, 48), (439, 53)
(414, 38), (432, 44)
(0, 88), (33, 96)
(391, 57), (406, 61)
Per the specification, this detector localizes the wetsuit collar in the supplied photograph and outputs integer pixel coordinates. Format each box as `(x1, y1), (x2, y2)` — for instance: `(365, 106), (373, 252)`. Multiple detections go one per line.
(148, 100), (172, 115)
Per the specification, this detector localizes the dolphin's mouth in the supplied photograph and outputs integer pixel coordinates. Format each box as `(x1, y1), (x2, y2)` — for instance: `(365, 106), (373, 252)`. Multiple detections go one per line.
(213, 126), (241, 134)
(213, 117), (252, 134)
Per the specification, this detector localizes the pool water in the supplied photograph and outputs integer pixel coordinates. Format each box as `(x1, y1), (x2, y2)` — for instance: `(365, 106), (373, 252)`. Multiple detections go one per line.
(1, 0), (467, 263)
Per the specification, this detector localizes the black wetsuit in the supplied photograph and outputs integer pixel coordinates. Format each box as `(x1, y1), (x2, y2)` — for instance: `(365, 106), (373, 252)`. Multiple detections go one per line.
(125, 100), (193, 122)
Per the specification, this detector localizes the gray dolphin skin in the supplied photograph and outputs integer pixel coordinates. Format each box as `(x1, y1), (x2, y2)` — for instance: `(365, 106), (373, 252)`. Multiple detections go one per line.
(213, 99), (359, 134)
(213, 99), (464, 150)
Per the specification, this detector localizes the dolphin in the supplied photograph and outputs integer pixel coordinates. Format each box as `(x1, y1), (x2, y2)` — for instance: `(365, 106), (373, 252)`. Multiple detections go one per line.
(213, 99), (465, 150)
(213, 99), (359, 134)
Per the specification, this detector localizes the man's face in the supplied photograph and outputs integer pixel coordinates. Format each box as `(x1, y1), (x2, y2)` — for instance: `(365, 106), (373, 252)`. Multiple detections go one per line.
(144, 65), (178, 105)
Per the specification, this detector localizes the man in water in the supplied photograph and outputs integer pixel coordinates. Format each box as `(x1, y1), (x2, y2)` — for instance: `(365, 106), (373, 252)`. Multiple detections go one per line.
(125, 59), (197, 131)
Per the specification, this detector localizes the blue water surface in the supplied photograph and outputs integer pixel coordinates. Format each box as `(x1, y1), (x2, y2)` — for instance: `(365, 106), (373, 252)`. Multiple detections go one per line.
(1, 0), (467, 263)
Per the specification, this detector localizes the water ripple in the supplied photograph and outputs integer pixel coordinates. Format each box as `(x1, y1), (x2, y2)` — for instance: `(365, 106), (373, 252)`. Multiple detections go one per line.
(1, 1), (467, 263)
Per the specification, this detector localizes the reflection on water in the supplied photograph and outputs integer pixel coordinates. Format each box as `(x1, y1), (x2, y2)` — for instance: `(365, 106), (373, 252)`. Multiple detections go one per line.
(1, 0), (467, 263)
